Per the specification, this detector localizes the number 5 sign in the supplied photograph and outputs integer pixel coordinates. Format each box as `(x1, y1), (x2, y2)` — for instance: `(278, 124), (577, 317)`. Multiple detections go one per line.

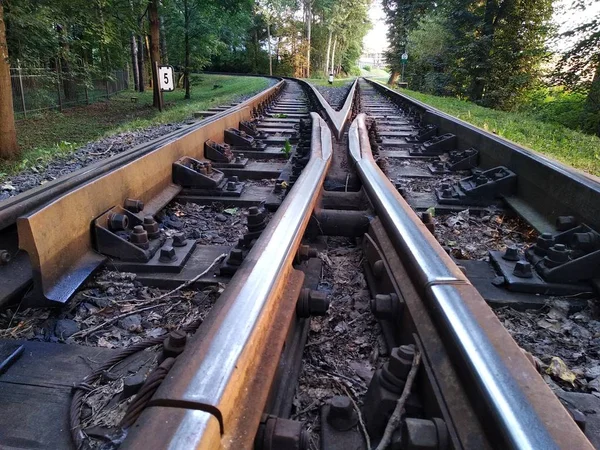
(158, 65), (175, 92)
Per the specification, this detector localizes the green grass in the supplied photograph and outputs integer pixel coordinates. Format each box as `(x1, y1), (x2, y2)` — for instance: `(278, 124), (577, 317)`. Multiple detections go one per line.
(391, 87), (600, 178)
(1, 74), (271, 176)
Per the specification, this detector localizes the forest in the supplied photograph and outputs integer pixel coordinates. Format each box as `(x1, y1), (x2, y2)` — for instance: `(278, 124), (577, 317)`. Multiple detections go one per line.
(0, 0), (371, 158)
(0, 0), (598, 160)
(383, 0), (600, 137)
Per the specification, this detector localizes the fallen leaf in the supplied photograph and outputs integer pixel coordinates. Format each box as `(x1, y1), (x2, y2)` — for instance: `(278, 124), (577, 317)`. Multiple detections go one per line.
(546, 356), (577, 385)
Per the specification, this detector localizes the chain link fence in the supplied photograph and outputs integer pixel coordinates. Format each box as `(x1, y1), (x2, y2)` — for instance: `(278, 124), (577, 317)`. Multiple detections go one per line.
(10, 67), (129, 119)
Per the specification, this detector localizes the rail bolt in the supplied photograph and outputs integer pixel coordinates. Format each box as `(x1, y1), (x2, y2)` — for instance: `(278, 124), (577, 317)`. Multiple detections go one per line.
(421, 212), (435, 233)
(402, 417), (449, 450)
(122, 373), (145, 399)
(159, 245), (177, 263)
(0, 249), (11, 265)
(172, 233), (187, 247)
(475, 175), (488, 186)
(295, 245), (318, 264)
(387, 345), (415, 382)
(296, 288), (330, 318)
(513, 261), (533, 278)
(373, 259), (385, 279)
(228, 248), (244, 266)
(371, 293), (402, 320)
(108, 213), (129, 231)
(124, 198), (145, 213)
(502, 245), (520, 261)
(163, 330), (187, 358)
(326, 396), (358, 431)
(533, 232), (554, 256)
(226, 181), (237, 191)
(545, 244), (570, 267)
(556, 215), (577, 231)
(572, 231), (600, 252)
(130, 225), (149, 249)
(255, 415), (309, 450)
(143, 216), (160, 239)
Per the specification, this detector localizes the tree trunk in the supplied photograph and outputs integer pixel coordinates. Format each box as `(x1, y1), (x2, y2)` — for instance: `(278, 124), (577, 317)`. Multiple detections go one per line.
(267, 22), (272, 76)
(183, 0), (190, 99)
(330, 36), (337, 76)
(305, 0), (311, 77)
(148, 0), (162, 108)
(388, 71), (400, 85)
(469, 0), (499, 103)
(131, 33), (139, 91)
(585, 62), (600, 136)
(160, 19), (168, 64)
(324, 29), (332, 77)
(137, 17), (145, 92)
(0, 1), (18, 159)
(57, 25), (77, 102)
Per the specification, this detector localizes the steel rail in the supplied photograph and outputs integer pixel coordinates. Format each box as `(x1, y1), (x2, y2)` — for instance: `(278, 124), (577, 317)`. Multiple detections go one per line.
(349, 113), (563, 450)
(122, 112), (333, 449)
(293, 78), (358, 139)
(0, 78), (284, 232)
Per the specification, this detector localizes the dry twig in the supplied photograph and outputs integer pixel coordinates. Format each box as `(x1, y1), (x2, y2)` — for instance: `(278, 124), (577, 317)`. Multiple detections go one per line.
(375, 350), (421, 450)
(341, 385), (371, 450)
(71, 253), (226, 339)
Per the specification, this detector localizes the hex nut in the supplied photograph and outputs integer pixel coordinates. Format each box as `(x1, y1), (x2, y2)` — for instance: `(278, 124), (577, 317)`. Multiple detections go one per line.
(108, 213), (129, 231)
(513, 261), (533, 278)
(159, 246), (177, 263)
(0, 249), (11, 265)
(326, 396), (358, 431)
(387, 345), (415, 381)
(124, 198), (144, 213)
(172, 233), (187, 247)
(502, 245), (520, 261)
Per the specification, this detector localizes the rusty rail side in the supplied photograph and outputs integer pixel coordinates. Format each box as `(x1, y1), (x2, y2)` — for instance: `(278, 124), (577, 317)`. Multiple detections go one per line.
(17, 82), (284, 305)
(0, 79), (283, 232)
(348, 113), (592, 450)
(121, 113), (333, 449)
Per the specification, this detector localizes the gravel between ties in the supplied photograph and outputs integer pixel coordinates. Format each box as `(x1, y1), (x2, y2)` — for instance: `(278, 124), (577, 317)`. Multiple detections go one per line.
(313, 81), (354, 111)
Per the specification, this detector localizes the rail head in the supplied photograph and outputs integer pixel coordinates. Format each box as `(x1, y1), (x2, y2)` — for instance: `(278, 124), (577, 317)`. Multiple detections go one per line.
(348, 112), (591, 450)
(122, 112), (333, 449)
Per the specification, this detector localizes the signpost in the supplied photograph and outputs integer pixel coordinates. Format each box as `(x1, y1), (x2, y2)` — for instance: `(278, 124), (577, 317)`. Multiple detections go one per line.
(158, 65), (175, 92)
(401, 52), (408, 84)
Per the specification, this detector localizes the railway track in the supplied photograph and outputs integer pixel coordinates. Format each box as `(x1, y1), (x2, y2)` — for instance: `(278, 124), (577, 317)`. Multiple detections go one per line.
(0, 75), (598, 450)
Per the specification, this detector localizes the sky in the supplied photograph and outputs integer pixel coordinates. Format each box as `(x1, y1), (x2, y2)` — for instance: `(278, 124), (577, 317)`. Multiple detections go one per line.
(362, 0), (600, 54)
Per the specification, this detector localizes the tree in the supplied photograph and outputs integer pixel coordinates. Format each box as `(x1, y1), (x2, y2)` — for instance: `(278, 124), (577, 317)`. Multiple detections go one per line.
(441, 0), (553, 109)
(0, 0), (18, 159)
(148, 0), (162, 108)
(382, 0), (435, 84)
(554, 0), (600, 135)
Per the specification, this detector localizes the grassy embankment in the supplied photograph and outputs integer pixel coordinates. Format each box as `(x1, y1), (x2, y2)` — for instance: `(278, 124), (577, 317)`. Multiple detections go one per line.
(391, 86), (600, 177)
(1, 74), (271, 176)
